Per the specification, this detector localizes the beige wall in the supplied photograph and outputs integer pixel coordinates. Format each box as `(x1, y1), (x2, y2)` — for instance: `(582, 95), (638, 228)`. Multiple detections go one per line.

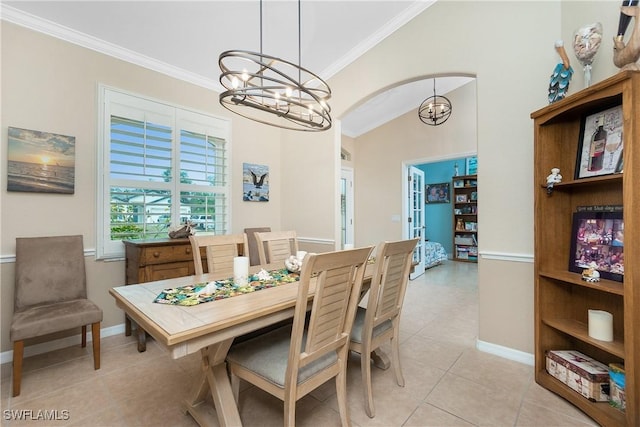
(350, 80), (478, 245)
(0, 1), (624, 357)
(331, 0), (622, 356)
(0, 19), (344, 353)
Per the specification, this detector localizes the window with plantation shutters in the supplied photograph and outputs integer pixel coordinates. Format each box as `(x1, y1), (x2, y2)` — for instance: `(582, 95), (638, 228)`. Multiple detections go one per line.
(97, 86), (230, 259)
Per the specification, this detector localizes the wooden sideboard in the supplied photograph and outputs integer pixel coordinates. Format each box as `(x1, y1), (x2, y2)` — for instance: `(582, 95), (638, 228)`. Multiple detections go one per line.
(123, 238), (207, 351)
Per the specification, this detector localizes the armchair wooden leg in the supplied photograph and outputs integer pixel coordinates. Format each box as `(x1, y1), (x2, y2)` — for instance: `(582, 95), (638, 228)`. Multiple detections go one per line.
(91, 322), (101, 370)
(12, 340), (24, 397)
(81, 325), (87, 348)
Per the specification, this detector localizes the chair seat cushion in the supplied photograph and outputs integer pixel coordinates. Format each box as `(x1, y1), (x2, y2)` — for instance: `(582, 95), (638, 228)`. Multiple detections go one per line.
(10, 299), (103, 342)
(227, 325), (337, 387)
(349, 306), (393, 344)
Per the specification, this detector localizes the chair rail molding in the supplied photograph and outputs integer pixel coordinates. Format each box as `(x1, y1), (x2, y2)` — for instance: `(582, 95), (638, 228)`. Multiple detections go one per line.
(479, 250), (533, 263)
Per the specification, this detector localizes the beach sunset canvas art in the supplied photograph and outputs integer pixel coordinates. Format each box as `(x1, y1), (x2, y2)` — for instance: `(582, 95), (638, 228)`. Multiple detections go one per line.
(7, 127), (75, 194)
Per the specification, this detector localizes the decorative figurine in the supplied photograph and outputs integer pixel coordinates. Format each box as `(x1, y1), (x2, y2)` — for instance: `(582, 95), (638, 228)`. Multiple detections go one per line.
(546, 168), (563, 194)
(613, 3), (640, 71)
(582, 262), (601, 282)
(284, 255), (302, 272)
(168, 221), (195, 239)
(549, 40), (573, 103)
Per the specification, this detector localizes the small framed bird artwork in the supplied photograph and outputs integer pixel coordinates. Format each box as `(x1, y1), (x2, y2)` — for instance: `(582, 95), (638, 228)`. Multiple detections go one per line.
(243, 162), (269, 202)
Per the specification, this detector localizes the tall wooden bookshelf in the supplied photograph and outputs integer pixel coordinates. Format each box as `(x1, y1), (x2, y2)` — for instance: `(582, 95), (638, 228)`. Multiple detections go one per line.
(531, 70), (639, 426)
(452, 175), (478, 262)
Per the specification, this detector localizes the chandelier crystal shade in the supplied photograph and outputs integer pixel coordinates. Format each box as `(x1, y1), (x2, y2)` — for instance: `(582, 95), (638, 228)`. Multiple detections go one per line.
(218, 0), (332, 131)
(418, 79), (452, 126)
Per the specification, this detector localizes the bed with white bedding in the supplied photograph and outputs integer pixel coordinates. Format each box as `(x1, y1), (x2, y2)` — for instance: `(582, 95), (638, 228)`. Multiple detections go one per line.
(424, 241), (448, 268)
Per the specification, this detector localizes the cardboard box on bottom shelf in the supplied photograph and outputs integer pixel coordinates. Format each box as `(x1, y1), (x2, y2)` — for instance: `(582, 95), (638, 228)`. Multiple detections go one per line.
(546, 350), (610, 402)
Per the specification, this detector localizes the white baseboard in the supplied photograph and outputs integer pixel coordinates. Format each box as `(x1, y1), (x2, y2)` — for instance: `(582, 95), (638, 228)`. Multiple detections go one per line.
(0, 324), (125, 365)
(476, 339), (534, 366)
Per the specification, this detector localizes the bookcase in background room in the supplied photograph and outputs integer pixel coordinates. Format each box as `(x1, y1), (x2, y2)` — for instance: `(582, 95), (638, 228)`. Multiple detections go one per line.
(452, 174), (477, 262)
(531, 71), (639, 426)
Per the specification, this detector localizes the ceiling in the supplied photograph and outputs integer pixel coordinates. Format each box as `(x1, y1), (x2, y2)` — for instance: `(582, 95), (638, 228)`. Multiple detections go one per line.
(2, 0), (473, 137)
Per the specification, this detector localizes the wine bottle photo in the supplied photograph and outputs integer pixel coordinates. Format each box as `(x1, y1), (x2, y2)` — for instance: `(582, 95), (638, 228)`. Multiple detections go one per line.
(575, 105), (624, 179)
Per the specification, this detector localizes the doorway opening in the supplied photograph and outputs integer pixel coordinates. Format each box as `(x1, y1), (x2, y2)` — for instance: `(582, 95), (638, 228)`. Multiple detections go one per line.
(403, 152), (477, 265)
(340, 167), (354, 249)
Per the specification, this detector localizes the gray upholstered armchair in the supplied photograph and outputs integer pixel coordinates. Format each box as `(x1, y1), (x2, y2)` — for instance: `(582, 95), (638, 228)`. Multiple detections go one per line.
(10, 235), (103, 396)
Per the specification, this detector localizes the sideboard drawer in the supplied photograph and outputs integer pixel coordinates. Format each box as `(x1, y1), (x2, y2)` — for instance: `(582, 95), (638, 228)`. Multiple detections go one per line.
(143, 261), (192, 282)
(139, 244), (194, 265)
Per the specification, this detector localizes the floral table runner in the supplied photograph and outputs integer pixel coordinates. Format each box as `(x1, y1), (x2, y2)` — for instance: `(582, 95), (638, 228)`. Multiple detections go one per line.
(154, 269), (300, 306)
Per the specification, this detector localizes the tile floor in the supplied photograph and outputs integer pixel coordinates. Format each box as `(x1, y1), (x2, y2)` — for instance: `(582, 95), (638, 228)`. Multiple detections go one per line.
(1, 261), (600, 426)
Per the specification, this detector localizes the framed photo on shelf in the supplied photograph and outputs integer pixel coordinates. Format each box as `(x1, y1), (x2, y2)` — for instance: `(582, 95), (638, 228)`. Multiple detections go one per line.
(568, 206), (624, 282)
(455, 194), (468, 203)
(575, 104), (623, 179)
(425, 182), (450, 203)
(453, 179), (464, 188)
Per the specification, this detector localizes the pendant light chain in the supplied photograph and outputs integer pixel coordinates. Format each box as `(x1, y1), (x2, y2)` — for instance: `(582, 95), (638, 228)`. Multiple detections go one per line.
(298, 0), (302, 86)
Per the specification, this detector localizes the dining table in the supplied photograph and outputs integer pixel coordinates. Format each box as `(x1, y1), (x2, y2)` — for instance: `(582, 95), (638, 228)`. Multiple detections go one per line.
(109, 261), (377, 427)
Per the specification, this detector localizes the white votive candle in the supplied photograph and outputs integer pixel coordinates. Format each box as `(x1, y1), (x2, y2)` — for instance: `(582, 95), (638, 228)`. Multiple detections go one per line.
(588, 309), (613, 342)
(233, 256), (249, 286)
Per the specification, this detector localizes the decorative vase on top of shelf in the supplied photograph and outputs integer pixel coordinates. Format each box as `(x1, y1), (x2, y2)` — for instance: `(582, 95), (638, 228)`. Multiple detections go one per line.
(572, 22), (603, 87)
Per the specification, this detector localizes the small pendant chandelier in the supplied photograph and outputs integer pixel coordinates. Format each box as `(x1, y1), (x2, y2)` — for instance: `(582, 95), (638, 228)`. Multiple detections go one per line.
(218, 0), (332, 131)
(418, 78), (452, 126)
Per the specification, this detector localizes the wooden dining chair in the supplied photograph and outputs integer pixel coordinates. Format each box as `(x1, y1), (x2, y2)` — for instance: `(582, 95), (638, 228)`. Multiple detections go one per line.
(254, 230), (299, 265)
(10, 235), (103, 397)
(226, 246), (374, 427)
(349, 238), (419, 418)
(188, 233), (249, 277)
(243, 227), (271, 266)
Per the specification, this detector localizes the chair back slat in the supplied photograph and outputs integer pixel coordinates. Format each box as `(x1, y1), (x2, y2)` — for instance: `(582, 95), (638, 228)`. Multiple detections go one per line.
(255, 230), (299, 265)
(189, 234), (248, 277)
(376, 255), (407, 318)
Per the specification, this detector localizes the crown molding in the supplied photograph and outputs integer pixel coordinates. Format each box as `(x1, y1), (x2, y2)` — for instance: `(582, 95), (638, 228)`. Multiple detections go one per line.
(1, 4), (224, 92)
(2, 2), (434, 95)
(321, 0), (436, 79)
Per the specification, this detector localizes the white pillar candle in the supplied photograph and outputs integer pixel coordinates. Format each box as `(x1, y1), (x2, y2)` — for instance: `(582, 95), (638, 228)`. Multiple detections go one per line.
(233, 256), (249, 286)
(588, 309), (613, 342)
(296, 251), (307, 262)
(343, 244), (354, 250)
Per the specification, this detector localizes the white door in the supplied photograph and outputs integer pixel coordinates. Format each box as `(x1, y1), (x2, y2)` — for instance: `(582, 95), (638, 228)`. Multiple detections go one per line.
(408, 166), (425, 279)
(340, 168), (354, 248)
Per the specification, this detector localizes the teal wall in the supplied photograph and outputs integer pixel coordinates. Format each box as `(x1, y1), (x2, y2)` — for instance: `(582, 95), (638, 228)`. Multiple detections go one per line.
(418, 156), (475, 257)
